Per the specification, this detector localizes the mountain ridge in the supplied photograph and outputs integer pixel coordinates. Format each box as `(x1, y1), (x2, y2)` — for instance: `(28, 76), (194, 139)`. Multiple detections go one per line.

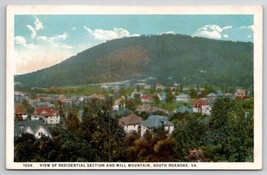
(15, 34), (253, 88)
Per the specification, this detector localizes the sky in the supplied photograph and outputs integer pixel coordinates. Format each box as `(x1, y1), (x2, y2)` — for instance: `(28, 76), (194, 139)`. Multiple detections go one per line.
(14, 15), (253, 75)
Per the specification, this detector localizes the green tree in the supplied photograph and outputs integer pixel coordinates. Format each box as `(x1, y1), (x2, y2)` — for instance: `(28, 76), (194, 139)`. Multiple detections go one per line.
(172, 113), (208, 161)
(204, 97), (253, 162)
(14, 133), (39, 162)
(64, 108), (80, 131)
(57, 100), (65, 118)
(127, 129), (177, 162)
(166, 88), (174, 103)
(188, 88), (197, 98)
(22, 99), (34, 117)
(152, 95), (160, 105)
(179, 84), (183, 92)
(201, 84), (214, 97)
(134, 93), (142, 105)
(80, 100), (127, 161)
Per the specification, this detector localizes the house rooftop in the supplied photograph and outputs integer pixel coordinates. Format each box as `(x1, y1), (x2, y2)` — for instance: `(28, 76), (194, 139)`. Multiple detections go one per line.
(14, 120), (49, 135)
(193, 98), (209, 106)
(119, 113), (143, 125)
(143, 115), (174, 128)
(176, 106), (193, 114)
(33, 107), (59, 117)
(141, 94), (152, 99)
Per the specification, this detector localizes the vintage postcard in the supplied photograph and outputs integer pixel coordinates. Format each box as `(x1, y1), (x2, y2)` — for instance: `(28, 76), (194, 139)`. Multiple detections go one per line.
(6, 5), (262, 170)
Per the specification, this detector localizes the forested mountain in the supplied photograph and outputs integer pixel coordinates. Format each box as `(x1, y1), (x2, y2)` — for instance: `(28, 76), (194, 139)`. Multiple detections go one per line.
(15, 34), (253, 88)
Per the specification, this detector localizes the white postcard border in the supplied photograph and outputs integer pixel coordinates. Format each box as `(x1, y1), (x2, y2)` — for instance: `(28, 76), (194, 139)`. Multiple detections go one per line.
(6, 5), (263, 170)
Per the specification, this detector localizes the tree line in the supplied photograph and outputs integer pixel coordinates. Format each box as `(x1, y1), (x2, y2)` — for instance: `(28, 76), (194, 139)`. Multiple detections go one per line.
(14, 97), (253, 162)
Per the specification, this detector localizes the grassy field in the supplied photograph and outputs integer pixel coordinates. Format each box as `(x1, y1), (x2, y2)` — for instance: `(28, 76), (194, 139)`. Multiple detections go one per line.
(40, 85), (104, 97)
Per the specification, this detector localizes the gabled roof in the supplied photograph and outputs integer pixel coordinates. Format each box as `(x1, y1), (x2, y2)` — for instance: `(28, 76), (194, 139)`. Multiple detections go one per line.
(32, 125), (50, 133)
(141, 94), (152, 100)
(143, 115), (174, 128)
(14, 125), (24, 135)
(16, 120), (44, 128)
(176, 106), (193, 113)
(33, 107), (59, 117)
(193, 98), (209, 106)
(14, 120), (50, 136)
(119, 113), (143, 125)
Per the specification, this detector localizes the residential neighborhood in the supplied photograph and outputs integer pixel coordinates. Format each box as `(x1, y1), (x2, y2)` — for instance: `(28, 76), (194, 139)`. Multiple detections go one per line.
(11, 13), (256, 164)
(14, 78), (254, 162)
(14, 78), (253, 135)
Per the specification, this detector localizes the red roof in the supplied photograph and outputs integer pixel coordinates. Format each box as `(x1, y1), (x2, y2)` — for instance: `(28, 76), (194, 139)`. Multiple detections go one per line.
(141, 94), (152, 100)
(33, 107), (59, 117)
(193, 98), (208, 106)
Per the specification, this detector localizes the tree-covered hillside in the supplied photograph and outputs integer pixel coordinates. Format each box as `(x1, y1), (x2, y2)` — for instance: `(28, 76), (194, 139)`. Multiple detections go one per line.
(15, 34), (253, 88)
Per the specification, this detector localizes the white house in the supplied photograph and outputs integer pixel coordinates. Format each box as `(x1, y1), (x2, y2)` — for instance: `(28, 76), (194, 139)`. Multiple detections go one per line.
(193, 98), (209, 113)
(78, 96), (87, 102)
(201, 105), (212, 116)
(176, 94), (191, 103)
(235, 89), (248, 99)
(32, 107), (60, 124)
(140, 94), (153, 104)
(113, 99), (125, 111)
(119, 113), (143, 134)
(156, 83), (165, 90)
(34, 125), (52, 139)
(101, 84), (109, 89)
(14, 120), (52, 139)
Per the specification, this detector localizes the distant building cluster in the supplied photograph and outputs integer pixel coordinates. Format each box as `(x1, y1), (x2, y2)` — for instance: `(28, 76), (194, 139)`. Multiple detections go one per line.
(14, 78), (251, 139)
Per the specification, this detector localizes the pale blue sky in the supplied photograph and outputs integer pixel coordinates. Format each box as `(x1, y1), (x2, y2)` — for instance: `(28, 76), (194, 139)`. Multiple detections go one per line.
(14, 15), (253, 74)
